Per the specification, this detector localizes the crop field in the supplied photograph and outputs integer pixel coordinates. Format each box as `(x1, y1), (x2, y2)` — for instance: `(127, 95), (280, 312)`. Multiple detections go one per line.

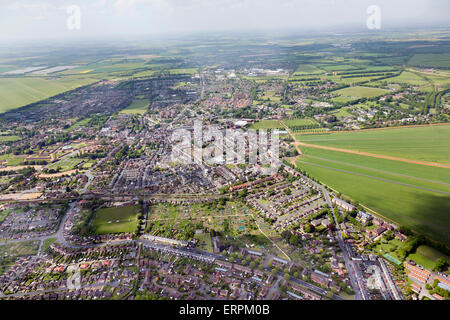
(295, 152), (450, 244)
(0, 77), (96, 114)
(119, 99), (150, 115)
(293, 64), (323, 75)
(92, 205), (140, 234)
(296, 125), (450, 164)
(408, 54), (450, 69)
(293, 124), (450, 243)
(0, 55), (186, 114)
(294, 126), (450, 243)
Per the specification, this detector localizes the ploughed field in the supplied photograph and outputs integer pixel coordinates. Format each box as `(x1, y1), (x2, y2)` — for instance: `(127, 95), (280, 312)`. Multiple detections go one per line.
(295, 125), (450, 244)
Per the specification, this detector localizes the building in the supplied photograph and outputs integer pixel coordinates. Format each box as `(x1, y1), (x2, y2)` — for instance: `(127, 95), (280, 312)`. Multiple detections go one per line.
(356, 211), (373, 224)
(142, 235), (188, 247)
(311, 270), (331, 287)
(332, 198), (355, 211)
(404, 260), (431, 284)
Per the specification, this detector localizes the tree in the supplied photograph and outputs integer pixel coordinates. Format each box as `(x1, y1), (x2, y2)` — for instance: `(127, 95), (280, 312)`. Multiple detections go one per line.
(433, 258), (448, 272)
(289, 234), (299, 246)
(283, 273), (290, 281)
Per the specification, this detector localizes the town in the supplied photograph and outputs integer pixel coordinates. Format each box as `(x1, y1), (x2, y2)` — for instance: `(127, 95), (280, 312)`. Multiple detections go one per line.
(0, 24), (449, 302)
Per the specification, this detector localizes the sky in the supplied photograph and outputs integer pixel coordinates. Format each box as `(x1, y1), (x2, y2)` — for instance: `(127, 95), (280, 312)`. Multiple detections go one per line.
(0, 0), (449, 42)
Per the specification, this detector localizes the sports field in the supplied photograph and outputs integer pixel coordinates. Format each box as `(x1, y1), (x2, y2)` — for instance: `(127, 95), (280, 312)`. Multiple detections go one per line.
(92, 205), (140, 234)
(294, 125), (450, 244)
(47, 157), (83, 172)
(250, 120), (283, 130)
(119, 99), (150, 115)
(333, 86), (389, 99)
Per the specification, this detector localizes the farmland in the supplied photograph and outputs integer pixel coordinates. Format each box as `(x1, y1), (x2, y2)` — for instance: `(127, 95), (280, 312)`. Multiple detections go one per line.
(0, 77), (96, 114)
(294, 125), (450, 244)
(296, 125), (450, 164)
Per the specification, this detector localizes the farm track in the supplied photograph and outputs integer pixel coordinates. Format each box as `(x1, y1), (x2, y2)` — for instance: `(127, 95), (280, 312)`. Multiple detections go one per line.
(296, 142), (450, 169)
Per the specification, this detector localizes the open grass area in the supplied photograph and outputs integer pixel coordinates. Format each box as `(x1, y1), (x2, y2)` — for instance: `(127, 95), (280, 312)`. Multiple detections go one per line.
(92, 205), (140, 234)
(0, 135), (20, 142)
(407, 245), (450, 270)
(0, 153), (25, 166)
(119, 99), (150, 115)
(333, 86), (390, 99)
(282, 118), (317, 127)
(42, 238), (57, 253)
(47, 157), (83, 172)
(295, 145), (450, 244)
(64, 117), (91, 131)
(194, 233), (213, 253)
(249, 120), (283, 130)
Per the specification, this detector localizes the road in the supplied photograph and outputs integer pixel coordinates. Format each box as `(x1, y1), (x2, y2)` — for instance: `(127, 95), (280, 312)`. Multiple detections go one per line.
(280, 162), (368, 300)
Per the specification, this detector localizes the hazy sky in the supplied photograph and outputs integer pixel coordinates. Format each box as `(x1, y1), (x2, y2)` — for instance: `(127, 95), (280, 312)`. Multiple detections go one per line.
(1, 0), (449, 42)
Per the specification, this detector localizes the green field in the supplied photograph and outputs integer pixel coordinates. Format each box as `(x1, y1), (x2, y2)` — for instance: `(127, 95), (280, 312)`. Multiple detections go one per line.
(294, 129), (450, 244)
(407, 245), (450, 270)
(249, 120), (283, 129)
(119, 99), (150, 115)
(408, 54), (450, 69)
(194, 233), (213, 253)
(282, 118), (317, 127)
(333, 86), (390, 99)
(0, 77), (96, 113)
(47, 157), (83, 172)
(0, 135), (20, 142)
(92, 205), (140, 234)
(297, 125), (450, 164)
